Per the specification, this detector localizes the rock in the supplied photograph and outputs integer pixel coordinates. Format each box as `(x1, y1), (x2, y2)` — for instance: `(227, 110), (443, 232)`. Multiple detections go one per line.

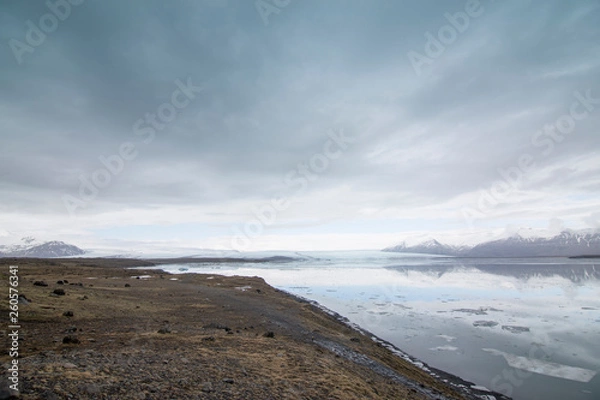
(53, 289), (65, 296)
(201, 382), (212, 393)
(203, 323), (231, 331)
(83, 384), (100, 395)
(63, 311), (74, 317)
(125, 283), (131, 287)
(62, 336), (80, 344)
(40, 391), (58, 400)
(33, 280), (48, 287)
(202, 336), (215, 342)
(263, 331), (275, 338)
(56, 280), (64, 285)
(222, 378), (234, 384)
(157, 326), (171, 334)
(350, 337), (360, 342)
(18, 294), (31, 304)
(62, 363), (77, 369)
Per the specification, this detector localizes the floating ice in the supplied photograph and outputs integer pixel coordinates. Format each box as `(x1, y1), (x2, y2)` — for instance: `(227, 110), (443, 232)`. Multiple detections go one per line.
(473, 321), (499, 328)
(452, 308), (488, 315)
(501, 325), (530, 334)
(430, 345), (459, 352)
(482, 348), (597, 383)
(436, 334), (456, 342)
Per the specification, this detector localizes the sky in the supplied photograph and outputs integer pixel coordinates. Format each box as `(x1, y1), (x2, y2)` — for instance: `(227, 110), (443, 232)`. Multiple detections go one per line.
(1, 0), (599, 252)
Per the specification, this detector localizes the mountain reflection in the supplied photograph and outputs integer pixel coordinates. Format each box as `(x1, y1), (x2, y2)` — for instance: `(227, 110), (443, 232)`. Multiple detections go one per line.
(384, 259), (600, 283)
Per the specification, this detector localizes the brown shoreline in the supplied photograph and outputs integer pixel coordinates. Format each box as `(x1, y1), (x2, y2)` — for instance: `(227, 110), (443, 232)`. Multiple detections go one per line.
(1, 258), (508, 399)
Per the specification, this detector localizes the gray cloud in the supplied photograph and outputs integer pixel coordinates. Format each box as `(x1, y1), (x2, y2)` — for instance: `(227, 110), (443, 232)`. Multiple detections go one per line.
(1, 0), (599, 248)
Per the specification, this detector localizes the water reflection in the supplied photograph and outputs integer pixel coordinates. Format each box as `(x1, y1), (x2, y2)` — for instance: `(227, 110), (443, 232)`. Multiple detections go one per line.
(385, 259), (600, 283)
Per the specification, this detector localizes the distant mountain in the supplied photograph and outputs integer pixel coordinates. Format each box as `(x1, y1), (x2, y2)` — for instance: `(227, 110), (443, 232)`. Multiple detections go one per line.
(383, 230), (600, 258)
(0, 240), (86, 258)
(384, 239), (466, 256)
(467, 231), (600, 257)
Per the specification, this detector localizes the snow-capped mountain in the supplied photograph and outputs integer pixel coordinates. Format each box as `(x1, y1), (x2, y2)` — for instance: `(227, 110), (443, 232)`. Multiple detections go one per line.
(383, 230), (600, 257)
(383, 239), (466, 256)
(0, 238), (86, 258)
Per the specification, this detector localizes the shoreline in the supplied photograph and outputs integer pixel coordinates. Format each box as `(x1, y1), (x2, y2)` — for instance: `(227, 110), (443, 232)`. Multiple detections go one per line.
(281, 292), (506, 400)
(1, 257), (508, 399)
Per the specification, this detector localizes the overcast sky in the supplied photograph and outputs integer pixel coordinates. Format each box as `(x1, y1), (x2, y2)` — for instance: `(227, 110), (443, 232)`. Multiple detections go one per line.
(1, 0), (599, 252)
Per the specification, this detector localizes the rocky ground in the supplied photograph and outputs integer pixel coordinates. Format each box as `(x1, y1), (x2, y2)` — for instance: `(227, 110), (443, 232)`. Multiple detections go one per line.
(0, 258), (501, 400)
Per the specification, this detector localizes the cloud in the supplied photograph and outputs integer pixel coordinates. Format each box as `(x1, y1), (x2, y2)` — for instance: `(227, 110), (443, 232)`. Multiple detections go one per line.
(1, 0), (599, 250)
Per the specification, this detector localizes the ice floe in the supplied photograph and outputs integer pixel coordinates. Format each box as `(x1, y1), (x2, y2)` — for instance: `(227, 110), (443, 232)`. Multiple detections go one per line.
(430, 345), (459, 352)
(473, 320), (499, 327)
(482, 348), (597, 382)
(501, 325), (530, 334)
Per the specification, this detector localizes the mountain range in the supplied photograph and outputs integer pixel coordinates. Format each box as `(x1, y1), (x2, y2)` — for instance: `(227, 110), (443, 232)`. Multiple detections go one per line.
(383, 230), (600, 257)
(0, 239), (86, 258)
(2, 230), (600, 258)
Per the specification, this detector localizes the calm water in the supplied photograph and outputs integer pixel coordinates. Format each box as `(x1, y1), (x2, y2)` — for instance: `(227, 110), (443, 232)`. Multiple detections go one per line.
(149, 251), (600, 400)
